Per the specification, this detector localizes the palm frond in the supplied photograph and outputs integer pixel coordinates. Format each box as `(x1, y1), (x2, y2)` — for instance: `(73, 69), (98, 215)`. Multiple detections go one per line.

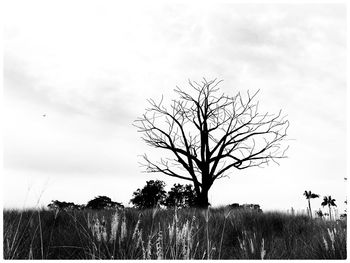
(303, 190), (311, 199)
(321, 196), (328, 207)
(330, 199), (337, 206)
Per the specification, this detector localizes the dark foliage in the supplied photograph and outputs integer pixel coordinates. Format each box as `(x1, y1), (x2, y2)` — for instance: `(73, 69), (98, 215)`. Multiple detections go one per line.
(316, 209), (324, 218)
(303, 190), (320, 199)
(321, 196), (337, 207)
(130, 180), (167, 209)
(47, 200), (82, 210)
(228, 203), (262, 212)
(164, 183), (197, 208)
(86, 196), (124, 210)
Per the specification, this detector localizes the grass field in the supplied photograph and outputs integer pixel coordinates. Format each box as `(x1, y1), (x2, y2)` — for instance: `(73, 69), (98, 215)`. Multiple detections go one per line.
(3, 207), (347, 259)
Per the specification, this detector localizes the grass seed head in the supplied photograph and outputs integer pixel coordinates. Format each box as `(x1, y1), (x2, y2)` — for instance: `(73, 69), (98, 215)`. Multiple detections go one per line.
(156, 230), (163, 259)
(168, 222), (174, 241)
(132, 218), (141, 240)
(250, 238), (255, 254)
(136, 229), (143, 249)
(146, 238), (152, 259)
(120, 213), (127, 241)
(327, 228), (335, 251)
(110, 210), (120, 242)
(260, 238), (266, 259)
(323, 236), (329, 251)
(93, 217), (102, 242)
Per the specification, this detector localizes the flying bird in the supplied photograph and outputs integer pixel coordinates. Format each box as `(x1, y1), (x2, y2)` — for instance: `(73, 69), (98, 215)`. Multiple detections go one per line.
(43, 114), (46, 117)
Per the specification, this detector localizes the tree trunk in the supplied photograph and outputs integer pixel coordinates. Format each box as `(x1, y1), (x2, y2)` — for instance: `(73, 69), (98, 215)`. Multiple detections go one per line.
(308, 199), (312, 219)
(329, 205), (332, 221)
(195, 189), (209, 208)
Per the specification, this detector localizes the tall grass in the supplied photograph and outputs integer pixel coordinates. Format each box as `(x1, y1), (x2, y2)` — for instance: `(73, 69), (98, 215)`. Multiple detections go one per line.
(3, 207), (347, 259)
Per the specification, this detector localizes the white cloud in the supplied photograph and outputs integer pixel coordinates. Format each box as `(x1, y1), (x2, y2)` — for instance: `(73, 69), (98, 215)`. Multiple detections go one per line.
(3, 1), (346, 212)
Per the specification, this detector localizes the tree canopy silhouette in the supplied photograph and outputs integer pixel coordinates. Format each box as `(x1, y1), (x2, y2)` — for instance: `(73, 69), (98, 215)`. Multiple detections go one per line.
(48, 200), (81, 210)
(135, 79), (289, 207)
(321, 196), (336, 220)
(165, 183), (197, 208)
(303, 190), (319, 219)
(130, 180), (167, 209)
(86, 196), (124, 210)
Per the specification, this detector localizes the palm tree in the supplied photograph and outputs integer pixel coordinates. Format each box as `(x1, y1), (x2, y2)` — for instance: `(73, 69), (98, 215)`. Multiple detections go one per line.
(321, 196), (337, 220)
(303, 190), (319, 218)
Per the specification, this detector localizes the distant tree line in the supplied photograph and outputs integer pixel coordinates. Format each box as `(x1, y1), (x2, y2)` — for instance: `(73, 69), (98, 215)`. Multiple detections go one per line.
(48, 180), (264, 211)
(228, 203), (262, 213)
(48, 196), (124, 211)
(48, 180), (207, 210)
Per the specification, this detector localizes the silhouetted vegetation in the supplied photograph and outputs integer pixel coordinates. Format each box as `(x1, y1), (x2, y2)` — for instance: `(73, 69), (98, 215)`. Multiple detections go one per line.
(135, 79), (289, 208)
(7, 186), (345, 259)
(130, 180), (199, 209)
(3, 207), (346, 259)
(316, 209), (324, 219)
(321, 196), (337, 221)
(86, 196), (124, 210)
(228, 203), (262, 213)
(47, 200), (83, 210)
(48, 196), (123, 211)
(164, 184), (197, 208)
(130, 180), (167, 209)
(303, 190), (319, 218)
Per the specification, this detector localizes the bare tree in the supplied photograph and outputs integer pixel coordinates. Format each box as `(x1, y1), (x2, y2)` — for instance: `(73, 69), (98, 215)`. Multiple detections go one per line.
(134, 79), (289, 208)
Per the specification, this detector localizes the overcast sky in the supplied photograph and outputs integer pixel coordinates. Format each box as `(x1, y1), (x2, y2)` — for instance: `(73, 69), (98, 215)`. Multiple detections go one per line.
(3, 1), (347, 213)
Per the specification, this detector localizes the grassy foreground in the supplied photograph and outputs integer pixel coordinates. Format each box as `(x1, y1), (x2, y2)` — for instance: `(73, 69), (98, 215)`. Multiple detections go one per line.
(3, 207), (347, 259)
